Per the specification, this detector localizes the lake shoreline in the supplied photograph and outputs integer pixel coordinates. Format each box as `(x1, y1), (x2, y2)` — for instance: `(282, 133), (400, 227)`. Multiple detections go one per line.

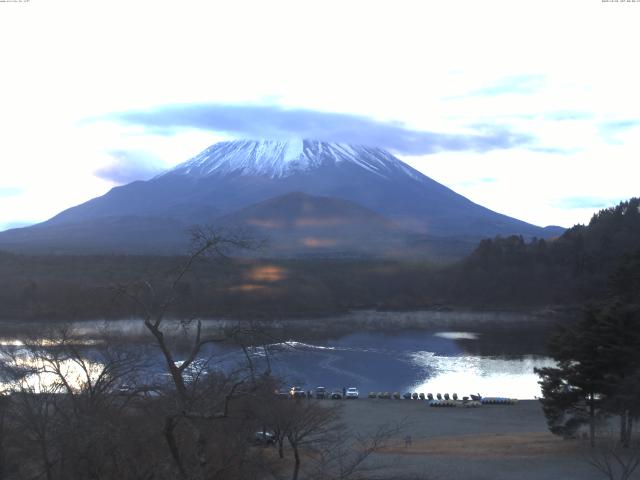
(0, 307), (573, 341)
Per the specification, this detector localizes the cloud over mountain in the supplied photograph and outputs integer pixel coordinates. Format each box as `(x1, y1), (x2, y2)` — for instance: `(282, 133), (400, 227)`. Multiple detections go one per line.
(103, 103), (533, 156)
(95, 150), (166, 183)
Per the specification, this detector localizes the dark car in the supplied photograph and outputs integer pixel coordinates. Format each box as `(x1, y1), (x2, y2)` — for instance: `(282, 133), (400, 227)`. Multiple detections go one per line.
(331, 389), (343, 399)
(315, 386), (327, 399)
(253, 431), (275, 445)
(116, 384), (134, 394)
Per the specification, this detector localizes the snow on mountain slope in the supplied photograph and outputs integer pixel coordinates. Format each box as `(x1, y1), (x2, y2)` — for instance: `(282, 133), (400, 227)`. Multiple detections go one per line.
(0, 138), (564, 256)
(163, 139), (421, 180)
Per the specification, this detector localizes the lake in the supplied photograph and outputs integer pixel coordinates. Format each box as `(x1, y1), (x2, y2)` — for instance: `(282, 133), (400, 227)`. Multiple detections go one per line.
(0, 313), (557, 399)
(208, 325), (555, 399)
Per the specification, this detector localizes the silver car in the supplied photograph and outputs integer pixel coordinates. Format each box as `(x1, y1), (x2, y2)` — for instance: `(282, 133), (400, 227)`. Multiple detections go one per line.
(345, 387), (359, 399)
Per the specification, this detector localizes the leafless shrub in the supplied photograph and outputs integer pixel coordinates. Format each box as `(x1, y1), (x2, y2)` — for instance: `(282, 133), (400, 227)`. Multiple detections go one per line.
(587, 431), (640, 480)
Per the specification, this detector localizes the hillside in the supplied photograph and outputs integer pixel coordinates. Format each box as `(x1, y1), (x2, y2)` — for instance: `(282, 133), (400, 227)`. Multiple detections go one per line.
(446, 198), (640, 307)
(0, 139), (562, 258)
(0, 199), (637, 322)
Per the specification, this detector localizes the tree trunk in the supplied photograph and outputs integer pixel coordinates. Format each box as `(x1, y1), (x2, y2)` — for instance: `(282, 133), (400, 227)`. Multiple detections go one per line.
(164, 416), (187, 479)
(40, 440), (53, 480)
(278, 438), (284, 459)
(621, 410), (628, 447)
(589, 394), (596, 448)
(194, 422), (209, 480)
(291, 444), (300, 480)
(0, 406), (5, 480)
(146, 322), (188, 400)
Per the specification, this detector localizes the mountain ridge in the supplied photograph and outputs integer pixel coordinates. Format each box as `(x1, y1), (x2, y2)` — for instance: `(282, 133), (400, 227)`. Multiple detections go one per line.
(162, 139), (422, 180)
(0, 139), (564, 257)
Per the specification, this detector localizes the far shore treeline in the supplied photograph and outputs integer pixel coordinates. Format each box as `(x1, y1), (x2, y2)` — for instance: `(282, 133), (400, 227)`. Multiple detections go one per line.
(1, 198), (639, 322)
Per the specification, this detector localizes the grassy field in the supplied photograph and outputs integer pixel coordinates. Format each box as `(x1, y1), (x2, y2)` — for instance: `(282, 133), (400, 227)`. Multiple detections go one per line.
(335, 399), (609, 480)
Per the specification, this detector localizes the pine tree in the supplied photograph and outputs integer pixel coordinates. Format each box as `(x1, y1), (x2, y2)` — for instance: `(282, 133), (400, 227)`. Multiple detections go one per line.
(536, 255), (640, 446)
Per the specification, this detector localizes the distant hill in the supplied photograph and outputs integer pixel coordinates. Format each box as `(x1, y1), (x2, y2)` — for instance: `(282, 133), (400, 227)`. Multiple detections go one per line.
(212, 191), (476, 259)
(0, 199), (637, 321)
(0, 139), (563, 258)
(447, 197), (640, 307)
(214, 191), (405, 256)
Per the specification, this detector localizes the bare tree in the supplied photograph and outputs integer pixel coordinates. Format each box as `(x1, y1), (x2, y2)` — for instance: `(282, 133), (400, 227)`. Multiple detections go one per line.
(11, 384), (61, 480)
(588, 440), (640, 480)
(115, 227), (271, 480)
(0, 394), (9, 479)
(309, 422), (405, 480)
(117, 227), (258, 400)
(15, 327), (142, 411)
(0, 325), (152, 480)
(257, 397), (407, 480)
(278, 400), (340, 480)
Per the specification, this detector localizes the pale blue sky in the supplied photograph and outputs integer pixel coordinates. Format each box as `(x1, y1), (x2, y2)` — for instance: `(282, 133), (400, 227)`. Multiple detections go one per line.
(0, 0), (638, 231)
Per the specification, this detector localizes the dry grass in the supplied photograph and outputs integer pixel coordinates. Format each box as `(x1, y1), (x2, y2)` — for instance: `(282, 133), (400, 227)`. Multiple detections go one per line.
(380, 432), (585, 458)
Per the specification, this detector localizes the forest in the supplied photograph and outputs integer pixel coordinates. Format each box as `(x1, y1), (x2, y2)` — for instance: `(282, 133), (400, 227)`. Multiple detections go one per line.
(0, 198), (639, 322)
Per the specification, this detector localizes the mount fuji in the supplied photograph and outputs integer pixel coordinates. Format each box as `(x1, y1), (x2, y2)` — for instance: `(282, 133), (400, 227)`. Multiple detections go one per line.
(0, 139), (563, 258)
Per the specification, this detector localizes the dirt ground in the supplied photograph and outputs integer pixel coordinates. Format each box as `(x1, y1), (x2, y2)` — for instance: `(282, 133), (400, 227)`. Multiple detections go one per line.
(335, 399), (614, 480)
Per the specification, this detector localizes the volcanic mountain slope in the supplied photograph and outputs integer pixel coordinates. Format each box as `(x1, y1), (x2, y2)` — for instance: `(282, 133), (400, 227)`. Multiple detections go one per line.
(0, 139), (564, 257)
(214, 191), (412, 257)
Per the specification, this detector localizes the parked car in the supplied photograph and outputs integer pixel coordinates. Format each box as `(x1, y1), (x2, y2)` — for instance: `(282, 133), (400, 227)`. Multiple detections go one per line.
(289, 386), (306, 398)
(331, 389), (343, 399)
(116, 384), (134, 394)
(345, 387), (359, 399)
(315, 386), (327, 399)
(253, 431), (275, 445)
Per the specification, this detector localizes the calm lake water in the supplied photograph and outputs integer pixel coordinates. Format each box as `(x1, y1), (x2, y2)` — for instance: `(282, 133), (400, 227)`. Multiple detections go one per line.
(207, 325), (555, 399)
(1, 317), (556, 399)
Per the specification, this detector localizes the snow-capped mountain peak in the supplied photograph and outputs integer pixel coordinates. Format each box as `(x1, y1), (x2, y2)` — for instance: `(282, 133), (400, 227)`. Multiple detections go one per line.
(163, 139), (420, 180)
(0, 137), (562, 256)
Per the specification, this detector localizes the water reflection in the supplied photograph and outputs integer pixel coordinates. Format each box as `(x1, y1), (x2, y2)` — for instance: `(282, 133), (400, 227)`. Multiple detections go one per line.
(1, 353), (104, 394)
(1, 324), (555, 399)
(0, 336), (150, 395)
(433, 331), (479, 340)
(223, 328), (554, 399)
(408, 352), (554, 399)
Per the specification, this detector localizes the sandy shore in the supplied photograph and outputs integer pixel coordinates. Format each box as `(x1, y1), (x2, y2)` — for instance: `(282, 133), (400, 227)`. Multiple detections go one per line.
(335, 399), (605, 480)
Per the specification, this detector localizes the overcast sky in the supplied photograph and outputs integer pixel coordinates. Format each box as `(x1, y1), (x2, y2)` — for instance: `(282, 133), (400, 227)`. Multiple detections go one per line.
(1, 0), (638, 231)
